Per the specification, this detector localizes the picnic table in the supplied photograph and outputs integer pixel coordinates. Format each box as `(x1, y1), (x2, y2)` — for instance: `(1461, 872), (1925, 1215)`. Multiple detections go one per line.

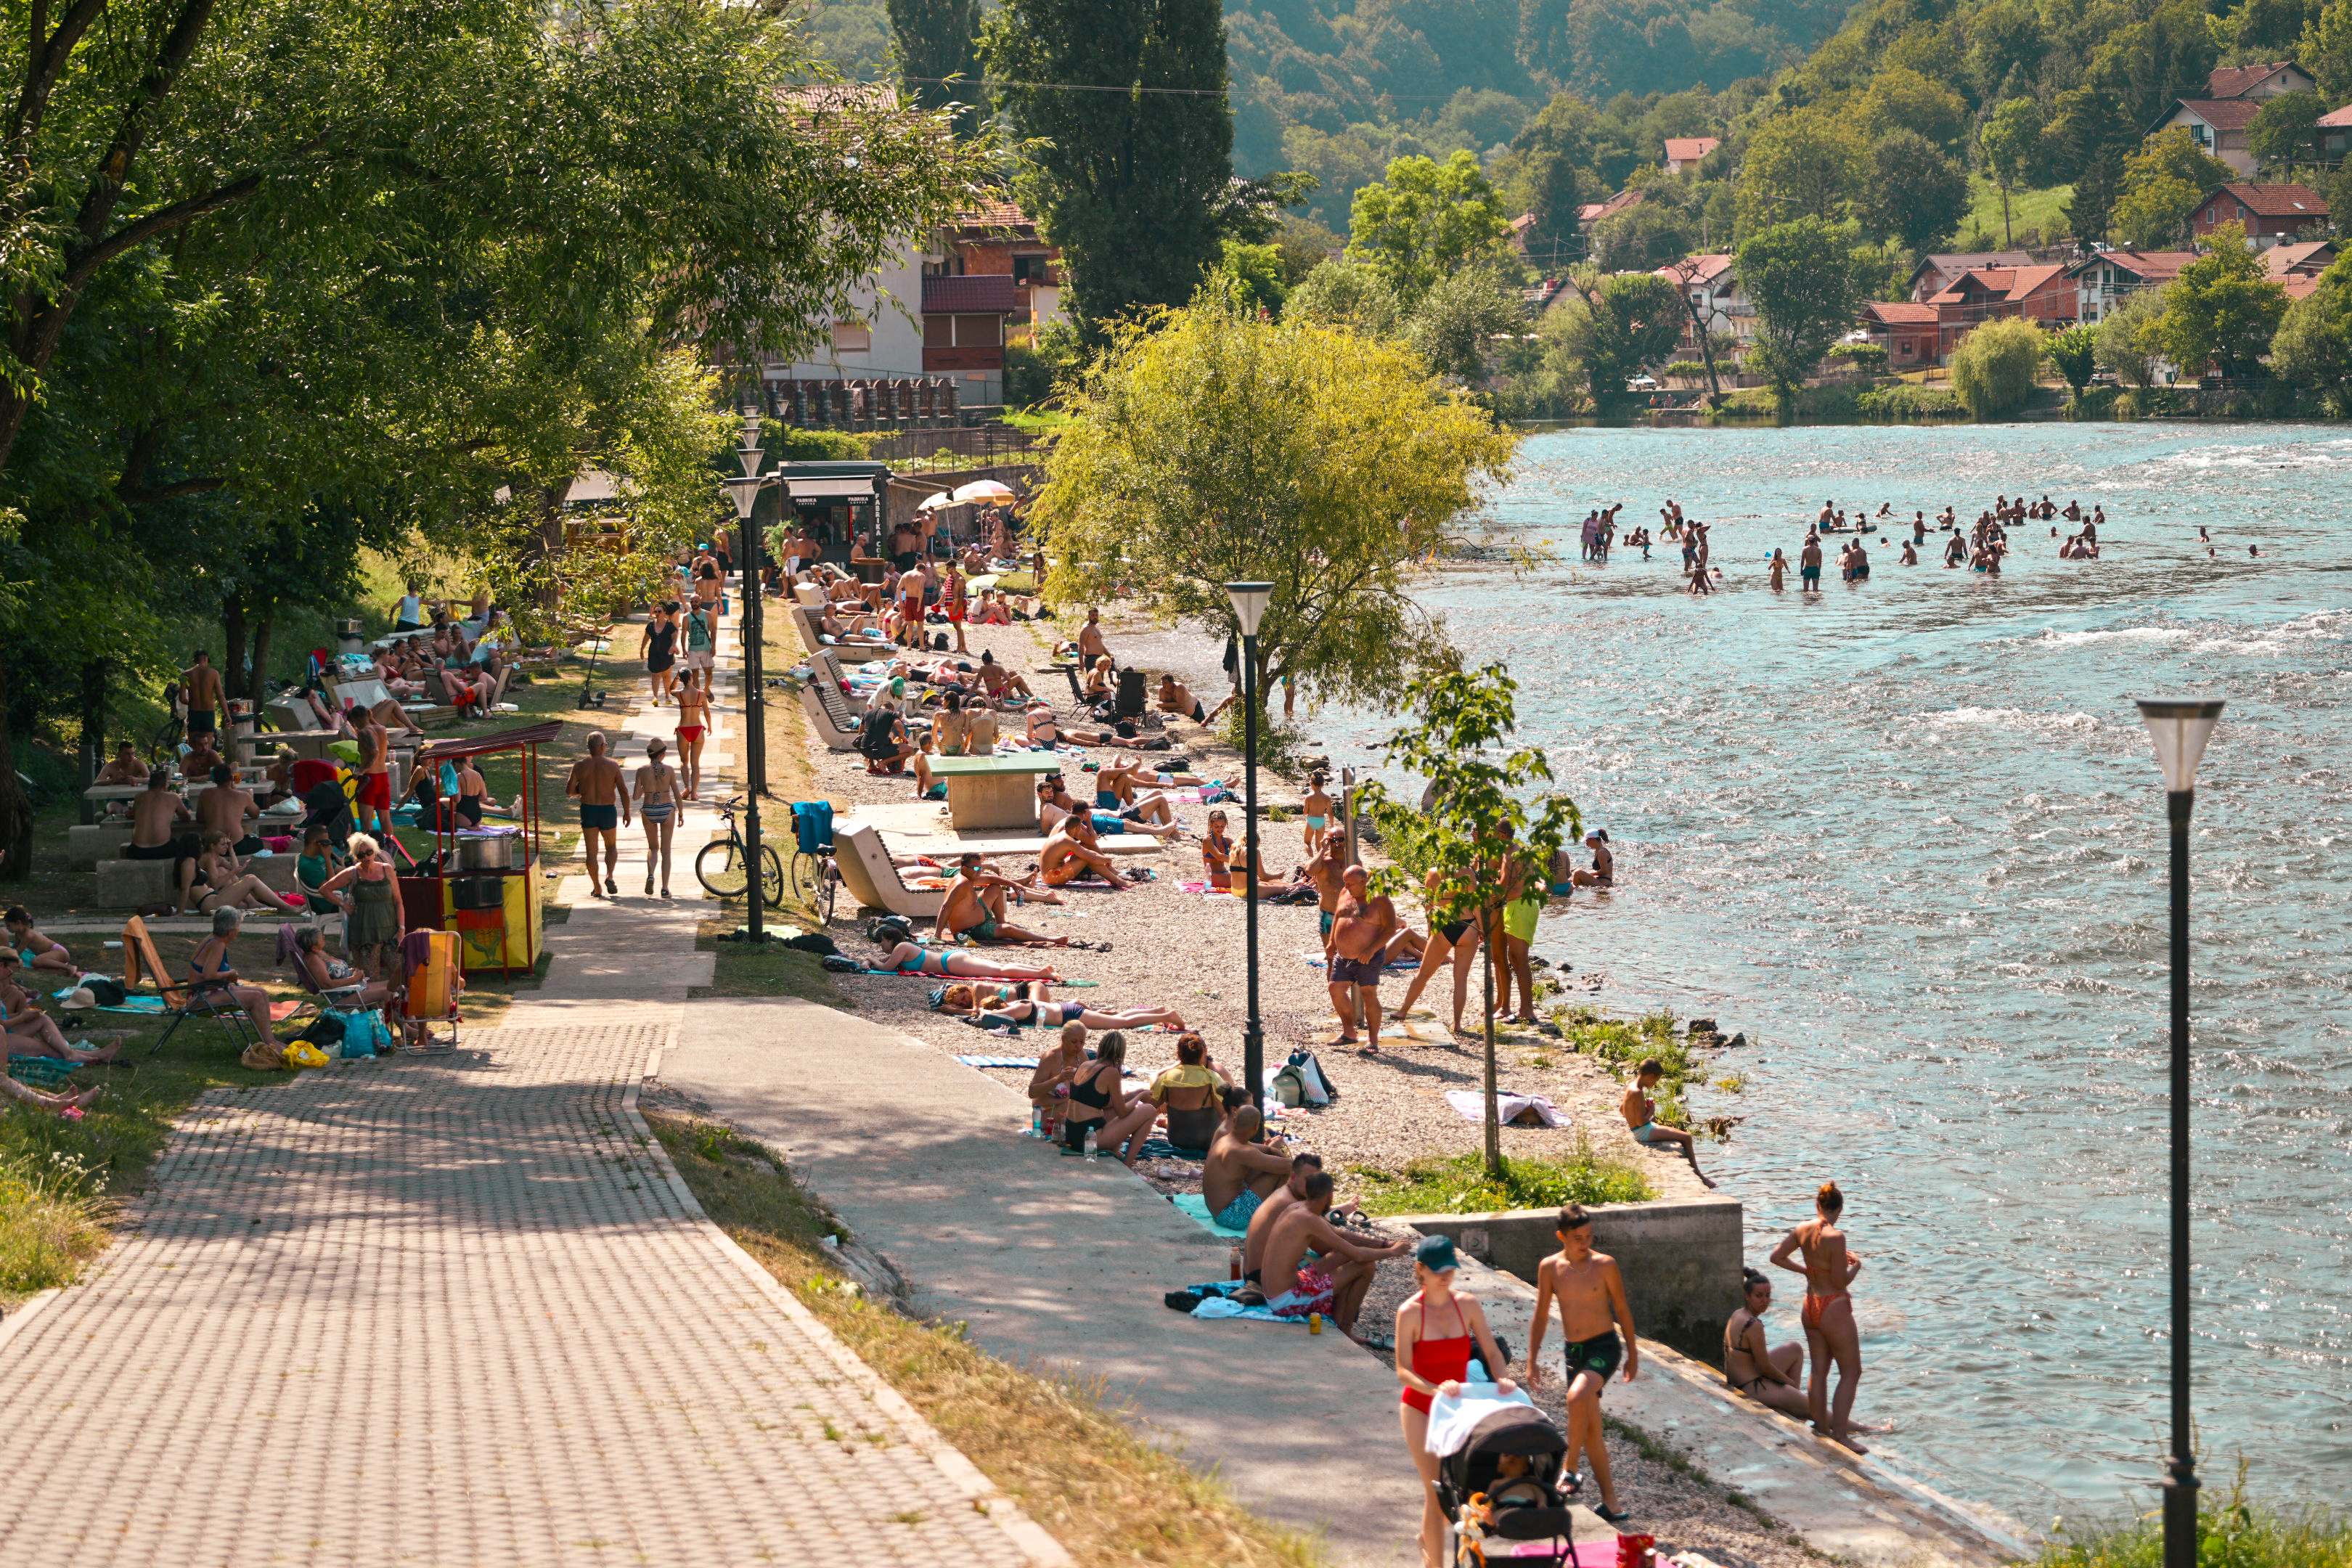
(925, 753), (1063, 831)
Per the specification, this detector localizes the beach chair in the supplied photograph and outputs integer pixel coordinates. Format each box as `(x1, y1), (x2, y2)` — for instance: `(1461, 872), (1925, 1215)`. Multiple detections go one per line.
(797, 683), (865, 751)
(123, 915), (257, 1055)
(833, 824), (945, 919)
(789, 603), (893, 660)
(399, 930), (461, 1053)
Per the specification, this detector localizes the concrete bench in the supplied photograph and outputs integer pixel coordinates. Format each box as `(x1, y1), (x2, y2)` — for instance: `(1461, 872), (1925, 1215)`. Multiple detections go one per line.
(66, 822), (136, 870)
(97, 857), (179, 909)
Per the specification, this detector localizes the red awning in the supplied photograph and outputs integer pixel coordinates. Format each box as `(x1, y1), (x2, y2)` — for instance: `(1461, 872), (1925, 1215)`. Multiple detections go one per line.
(415, 720), (565, 760)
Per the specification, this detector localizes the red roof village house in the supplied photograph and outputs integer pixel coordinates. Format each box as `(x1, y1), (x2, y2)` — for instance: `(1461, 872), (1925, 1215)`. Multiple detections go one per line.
(1907, 250), (2035, 302)
(1654, 253), (1752, 352)
(2266, 239), (2338, 301)
(2190, 183), (2329, 246)
(1576, 189), (1643, 226)
(2205, 61), (2315, 99)
(1859, 301), (1939, 367)
(2067, 250), (2199, 322)
(2147, 63), (2316, 176)
(1924, 264), (2075, 359)
(1662, 137), (1719, 174)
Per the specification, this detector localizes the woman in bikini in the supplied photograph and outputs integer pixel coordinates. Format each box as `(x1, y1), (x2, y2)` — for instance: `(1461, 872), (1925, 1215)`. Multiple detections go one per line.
(873, 942), (1059, 981)
(1301, 771), (1333, 857)
(1769, 1180), (1871, 1452)
(294, 925), (396, 1011)
(1396, 1233), (1518, 1568)
(1063, 1032), (1156, 1164)
(673, 668), (710, 800)
(189, 831), (301, 917)
(1570, 830), (1613, 887)
(937, 981), (1185, 1033)
(1200, 809), (1236, 889)
(634, 737), (681, 897)
(1394, 862), (1482, 1037)
(1723, 1266), (1810, 1418)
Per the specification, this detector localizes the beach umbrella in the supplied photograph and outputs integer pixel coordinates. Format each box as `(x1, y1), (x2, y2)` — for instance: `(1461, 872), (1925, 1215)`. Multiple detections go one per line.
(915, 491), (956, 511)
(952, 479), (1017, 505)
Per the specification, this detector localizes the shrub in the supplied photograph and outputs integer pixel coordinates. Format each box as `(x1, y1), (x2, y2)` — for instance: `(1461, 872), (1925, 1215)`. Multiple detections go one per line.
(1948, 318), (2045, 419)
(1662, 360), (1710, 378)
(1350, 1142), (1653, 1217)
(759, 422), (872, 460)
(1826, 341), (1890, 373)
(0, 1146), (113, 1294)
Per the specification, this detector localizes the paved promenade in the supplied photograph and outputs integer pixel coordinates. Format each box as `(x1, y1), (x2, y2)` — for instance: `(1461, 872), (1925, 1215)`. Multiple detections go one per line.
(0, 619), (1061, 1568)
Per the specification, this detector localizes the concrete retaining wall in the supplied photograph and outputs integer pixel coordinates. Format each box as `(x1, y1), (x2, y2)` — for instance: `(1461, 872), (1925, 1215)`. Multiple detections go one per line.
(1388, 1195), (1743, 1365)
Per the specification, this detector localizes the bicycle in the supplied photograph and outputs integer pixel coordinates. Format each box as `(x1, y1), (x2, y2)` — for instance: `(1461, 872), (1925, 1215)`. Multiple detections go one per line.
(693, 795), (785, 908)
(786, 836), (839, 926)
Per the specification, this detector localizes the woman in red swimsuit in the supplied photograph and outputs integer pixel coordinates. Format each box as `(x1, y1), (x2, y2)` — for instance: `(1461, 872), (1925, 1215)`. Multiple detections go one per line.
(1396, 1234), (1517, 1568)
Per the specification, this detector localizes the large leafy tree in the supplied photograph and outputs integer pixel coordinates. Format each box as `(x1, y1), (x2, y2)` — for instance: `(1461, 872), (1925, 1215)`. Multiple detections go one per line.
(1034, 287), (1516, 716)
(1404, 268), (1527, 385)
(2096, 285), (2172, 388)
(2303, 0), (2352, 100)
(1949, 319), (2043, 420)
(1735, 217), (1860, 406)
(1543, 271), (1686, 415)
(1856, 130), (1967, 254)
(2270, 258), (2352, 412)
(981, 0), (1232, 340)
(2247, 91), (2327, 176)
(2157, 221), (2289, 378)
(2114, 128), (2233, 249)
(1732, 109), (1859, 239)
(889, 0), (984, 136)
(1344, 151), (1515, 311)
(1980, 99), (2044, 248)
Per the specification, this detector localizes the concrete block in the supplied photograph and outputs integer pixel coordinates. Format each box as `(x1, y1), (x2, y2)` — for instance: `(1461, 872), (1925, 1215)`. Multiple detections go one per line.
(1391, 1195), (1744, 1365)
(247, 855), (299, 894)
(97, 856), (179, 910)
(65, 822), (135, 870)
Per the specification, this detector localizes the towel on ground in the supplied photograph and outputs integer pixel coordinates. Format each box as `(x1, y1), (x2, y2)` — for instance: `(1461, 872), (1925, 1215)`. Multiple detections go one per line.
(1140, 1136), (1209, 1161)
(1444, 1089), (1565, 1128)
(1179, 881), (1238, 897)
(1172, 1193), (1248, 1238)
(1424, 1387), (1540, 1458)
(1184, 1279), (1305, 1323)
(954, 1055), (1040, 1069)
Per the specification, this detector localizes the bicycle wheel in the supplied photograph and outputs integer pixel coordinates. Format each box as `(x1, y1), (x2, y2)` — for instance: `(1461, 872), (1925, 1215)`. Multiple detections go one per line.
(696, 836), (749, 899)
(757, 844), (785, 910)
(788, 848), (822, 909)
(812, 857), (838, 926)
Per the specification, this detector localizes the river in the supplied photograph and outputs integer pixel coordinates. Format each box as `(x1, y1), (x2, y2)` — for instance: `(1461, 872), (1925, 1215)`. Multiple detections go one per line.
(1124, 420), (2351, 1525)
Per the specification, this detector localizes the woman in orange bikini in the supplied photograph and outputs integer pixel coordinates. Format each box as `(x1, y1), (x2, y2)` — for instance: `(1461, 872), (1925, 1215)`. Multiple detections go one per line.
(1769, 1180), (1869, 1452)
(1395, 1234), (1518, 1568)
(673, 668), (709, 800)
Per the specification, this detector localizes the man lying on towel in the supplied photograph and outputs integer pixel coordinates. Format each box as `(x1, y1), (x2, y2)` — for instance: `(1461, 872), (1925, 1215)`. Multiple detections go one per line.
(1253, 1171), (1408, 1336)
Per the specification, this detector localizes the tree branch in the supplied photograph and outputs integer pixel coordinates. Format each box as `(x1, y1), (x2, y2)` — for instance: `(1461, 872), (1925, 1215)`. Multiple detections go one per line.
(67, 0), (219, 250)
(8, 0), (110, 175)
(68, 173), (263, 282)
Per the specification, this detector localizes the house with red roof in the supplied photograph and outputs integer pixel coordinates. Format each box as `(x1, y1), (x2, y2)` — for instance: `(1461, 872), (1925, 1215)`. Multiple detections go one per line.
(1654, 253), (1749, 353)
(1662, 137), (1719, 174)
(1858, 301), (1940, 368)
(2204, 61), (2314, 99)
(2189, 183), (2328, 246)
(1926, 264), (2075, 359)
(1576, 189), (1643, 226)
(1906, 250), (2036, 303)
(2321, 102), (2352, 160)
(2265, 240), (2337, 301)
(2147, 64), (2316, 175)
(2066, 250), (2200, 322)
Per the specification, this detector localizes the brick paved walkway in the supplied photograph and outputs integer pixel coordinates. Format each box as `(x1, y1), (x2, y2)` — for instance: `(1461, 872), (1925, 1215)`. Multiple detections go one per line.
(0, 617), (1058, 1568)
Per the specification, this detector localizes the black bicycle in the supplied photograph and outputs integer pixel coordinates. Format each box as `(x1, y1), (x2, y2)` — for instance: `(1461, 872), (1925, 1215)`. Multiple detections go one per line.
(693, 795), (785, 908)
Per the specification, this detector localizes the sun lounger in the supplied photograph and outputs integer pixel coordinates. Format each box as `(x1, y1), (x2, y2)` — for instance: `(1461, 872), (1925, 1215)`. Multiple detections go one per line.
(789, 603), (893, 660)
(798, 682), (865, 751)
(834, 824), (944, 919)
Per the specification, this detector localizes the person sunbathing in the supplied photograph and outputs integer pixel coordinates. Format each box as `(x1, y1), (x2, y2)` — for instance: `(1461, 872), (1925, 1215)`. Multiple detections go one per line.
(873, 942), (1061, 980)
(937, 982), (1184, 1033)
(189, 832), (301, 917)
(1038, 778), (1183, 841)
(1257, 1171), (1410, 1334)
(0, 952), (126, 1062)
(4, 907), (77, 974)
(1040, 816), (1130, 889)
(293, 926), (396, 1010)
(1, 1071), (102, 1114)
(1026, 706), (1172, 752)
(975, 651), (1032, 704)
(1204, 1105), (1295, 1233)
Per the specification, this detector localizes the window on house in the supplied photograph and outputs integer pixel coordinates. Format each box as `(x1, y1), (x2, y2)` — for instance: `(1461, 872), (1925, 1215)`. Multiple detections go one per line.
(1013, 255), (1046, 285)
(923, 314), (953, 348)
(831, 319), (871, 353)
(954, 314), (1002, 348)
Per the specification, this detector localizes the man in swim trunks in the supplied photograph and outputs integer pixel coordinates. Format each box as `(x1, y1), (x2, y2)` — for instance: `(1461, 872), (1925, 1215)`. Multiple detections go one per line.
(937, 852), (1063, 945)
(1326, 863), (1394, 1048)
(565, 731), (630, 898)
(1204, 1105), (1294, 1233)
(1257, 1172), (1409, 1334)
(1619, 1057), (1713, 1187)
(1306, 835), (1348, 957)
(1799, 534), (1822, 591)
(181, 648), (224, 740)
(1525, 1204), (1638, 1523)
(1040, 814), (1131, 889)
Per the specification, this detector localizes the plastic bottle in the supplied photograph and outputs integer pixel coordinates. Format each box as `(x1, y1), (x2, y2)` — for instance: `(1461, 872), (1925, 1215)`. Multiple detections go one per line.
(1082, 1127), (1098, 1162)
(1029, 1106), (1044, 1139)
(1228, 1245), (1242, 1281)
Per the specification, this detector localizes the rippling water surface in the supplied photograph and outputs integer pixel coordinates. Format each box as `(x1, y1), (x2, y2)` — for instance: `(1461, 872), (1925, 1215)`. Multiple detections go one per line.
(1187, 422), (2351, 1523)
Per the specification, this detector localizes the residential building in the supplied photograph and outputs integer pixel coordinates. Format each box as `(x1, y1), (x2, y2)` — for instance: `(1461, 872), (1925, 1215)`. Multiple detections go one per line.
(2149, 99), (2264, 175)
(1662, 137), (1719, 174)
(1907, 251), (2035, 303)
(1508, 212), (1538, 254)
(1576, 189), (1643, 226)
(2204, 61), (2314, 99)
(2189, 182), (2328, 246)
(1858, 301), (1940, 367)
(2067, 250), (2199, 322)
(2322, 102), (2352, 159)
(2265, 239), (2338, 301)
(1654, 253), (1752, 350)
(1924, 264), (2075, 359)
(931, 198), (1066, 332)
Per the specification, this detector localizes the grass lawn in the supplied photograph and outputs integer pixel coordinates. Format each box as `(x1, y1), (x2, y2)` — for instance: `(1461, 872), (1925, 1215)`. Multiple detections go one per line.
(644, 1109), (1325, 1568)
(1347, 1143), (1652, 1217)
(1963, 175), (2075, 248)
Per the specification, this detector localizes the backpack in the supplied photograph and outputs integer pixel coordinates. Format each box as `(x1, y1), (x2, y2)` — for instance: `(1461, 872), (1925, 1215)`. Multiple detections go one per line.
(1270, 1063), (1308, 1108)
(1285, 1048), (1335, 1106)
(867, 915), (912, 948)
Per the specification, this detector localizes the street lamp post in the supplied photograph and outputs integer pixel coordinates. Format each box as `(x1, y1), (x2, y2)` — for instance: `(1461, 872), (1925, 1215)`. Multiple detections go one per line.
(2133, 695), (2225, 1568)
(722, 407), (775, 943)
(1226, 582), (1274, 1104)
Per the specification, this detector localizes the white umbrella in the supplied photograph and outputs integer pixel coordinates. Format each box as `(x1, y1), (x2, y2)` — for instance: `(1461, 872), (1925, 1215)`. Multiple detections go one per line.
(915, 491), (956, 511)
(952, 479), (1017, 505)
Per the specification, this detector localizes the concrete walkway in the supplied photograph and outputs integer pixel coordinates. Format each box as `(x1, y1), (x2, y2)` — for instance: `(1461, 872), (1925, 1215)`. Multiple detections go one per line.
(0, 617), (1063, 1568)
(659, 996), (1429, 1567)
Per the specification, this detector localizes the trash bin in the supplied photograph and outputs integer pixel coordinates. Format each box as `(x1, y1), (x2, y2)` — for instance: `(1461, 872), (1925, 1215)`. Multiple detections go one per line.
(1116, 668), (1146, 719)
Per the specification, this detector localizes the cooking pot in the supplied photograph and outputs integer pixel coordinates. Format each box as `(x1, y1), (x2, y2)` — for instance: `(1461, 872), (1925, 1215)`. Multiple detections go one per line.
(457, 836), (514, 871)
(450, 875), (506, 911)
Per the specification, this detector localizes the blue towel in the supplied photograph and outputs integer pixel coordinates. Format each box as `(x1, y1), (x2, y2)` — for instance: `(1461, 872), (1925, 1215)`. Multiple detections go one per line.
(954, 1054), (1041, 1069)
(1185, 1278), (1304, 1323)
(1172, 1193), (1250, 1238)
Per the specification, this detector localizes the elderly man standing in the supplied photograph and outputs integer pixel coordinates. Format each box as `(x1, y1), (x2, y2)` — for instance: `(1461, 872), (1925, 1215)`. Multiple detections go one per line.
(1327, 862), (1395, 1050)
(565, 732), (630, 899)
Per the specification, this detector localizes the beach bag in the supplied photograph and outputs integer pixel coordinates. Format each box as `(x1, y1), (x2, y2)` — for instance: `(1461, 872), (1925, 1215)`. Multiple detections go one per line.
(240, 1040), (286, 1071)
(1270, 1063), (1309, 1108)
(867, 915), (912, 948)
(1285, 1049), (1335, 1106)
(283, 1040), (332, 1070)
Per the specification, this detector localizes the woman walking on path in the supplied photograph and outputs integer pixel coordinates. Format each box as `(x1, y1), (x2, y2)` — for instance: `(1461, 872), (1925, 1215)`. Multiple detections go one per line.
(674, 669), (710, 801)
(1395, 865), (1482, 1036)
(1771, 1182), (1872, 1453)
(1396, 1234), (1517, 1568)
(640, 605), (677, 708)
(634, 738), (682, 897)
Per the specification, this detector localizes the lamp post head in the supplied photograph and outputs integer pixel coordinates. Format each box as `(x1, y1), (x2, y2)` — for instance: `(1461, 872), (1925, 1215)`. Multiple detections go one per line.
(1225, 581), (1274, 639)
(2134, 698), (2225, 794)
(721, 473), (764, 522)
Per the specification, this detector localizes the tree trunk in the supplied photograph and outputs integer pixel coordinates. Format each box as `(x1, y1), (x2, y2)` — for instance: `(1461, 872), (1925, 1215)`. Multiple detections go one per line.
(0, 657), (30, 880)
(2001, 185), (2012, 247)
(248, 617), (274, 701)
(77, 658), (108, 789)
(221, 595), (248, 696)
(1481, 936), (1502, 1177)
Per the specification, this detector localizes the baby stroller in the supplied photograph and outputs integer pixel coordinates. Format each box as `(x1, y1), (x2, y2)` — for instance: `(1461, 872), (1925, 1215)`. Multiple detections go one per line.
(1437, 1403), (1578, 1567)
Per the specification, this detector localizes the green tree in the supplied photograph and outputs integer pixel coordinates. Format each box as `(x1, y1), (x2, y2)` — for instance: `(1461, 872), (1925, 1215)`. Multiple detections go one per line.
(1355, 666), (1577, 1175)
(1853, 68), (1972, 154)
(889, 0), (983, 136)
(1543, 271), (1687, 414)
(2269, 260), (2352, 410)
(1736, 218), (1861, 406)
(1733, 110), (1861, 237)
(1345, 151), (1515, 310)
(1590, 202), (1694, 271)
(2303, 0), (2352, 100)
(1034, 288), (1516, 716)
(2113, 127), (2235, 248)
(1405, 269), (1529, 385)
(1217, 240), (1290, 317)
(1980, 99), (2046, 248)
(2065, 150), (2125, 248)
(983, 0), (1233, 339)
(1283, 259), (1403, 337)
(1949, 319), (2046, 418)
(2086, 0), (2218, 129)
(2046, 322), (2101, 393)
(2248, 91), (2327, 176)
(1857, 131), (1969, 254)
(2096, 285), (2173, 387)
(2157, 222), (2290, 377)
(2048, 86), (2134, 187)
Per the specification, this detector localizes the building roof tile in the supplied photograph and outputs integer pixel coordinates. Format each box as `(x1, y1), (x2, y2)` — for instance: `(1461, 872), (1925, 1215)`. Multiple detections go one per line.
(1575, 189), (1643, 224)
(2206, 62), (2302, 98)
(1663, 137), (1720, 162)
(2265, 240), (2337, 276)
(921, 274), (1018, 314)
(2171, 98), (2265, 130)
(2065, 249), (2200, 282)
(1862, 301), (1940, 324)
(2204, 181), (2329, 217)
(1656, 252), (1735, 285)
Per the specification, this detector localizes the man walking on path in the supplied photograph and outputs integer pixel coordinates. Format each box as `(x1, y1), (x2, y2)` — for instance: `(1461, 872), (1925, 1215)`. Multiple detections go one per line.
(567, 730), (630, 898)
(181, 648), (224, 739)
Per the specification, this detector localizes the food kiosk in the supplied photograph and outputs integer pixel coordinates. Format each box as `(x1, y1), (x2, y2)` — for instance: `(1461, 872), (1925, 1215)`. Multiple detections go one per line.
(399, 721), (560, 976)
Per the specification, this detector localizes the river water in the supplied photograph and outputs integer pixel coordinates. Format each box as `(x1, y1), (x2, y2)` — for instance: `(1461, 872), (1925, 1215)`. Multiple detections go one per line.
(1142, 422), (2351, 1525)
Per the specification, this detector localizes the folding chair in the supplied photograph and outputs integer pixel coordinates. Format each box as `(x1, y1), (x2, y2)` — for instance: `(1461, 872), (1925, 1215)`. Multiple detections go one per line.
(123, 915), (258, 1055)
(399, 930), (462, 1053)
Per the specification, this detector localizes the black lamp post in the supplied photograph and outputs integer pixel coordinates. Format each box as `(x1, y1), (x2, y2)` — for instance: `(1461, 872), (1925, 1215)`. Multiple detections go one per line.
(1226, 581), (1273, 1103)
(722, 407), (775, 942)
(2133, 695), (2224, 1568)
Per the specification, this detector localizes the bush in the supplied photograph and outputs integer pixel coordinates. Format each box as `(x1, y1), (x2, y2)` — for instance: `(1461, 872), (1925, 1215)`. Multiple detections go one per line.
(1662, 360), (1710, 378)
(1855, 383), (1968, 418)
(1003, 318), (1083, 409)
(1826, 341), (1890, 373)
(0, 1147), (113, 1294)
(2036, 1471), (2351, 1568)
(1948, 318), (2045, 419)
(1350, 1143), (1654, 1217)
(759, 422), (872, 460)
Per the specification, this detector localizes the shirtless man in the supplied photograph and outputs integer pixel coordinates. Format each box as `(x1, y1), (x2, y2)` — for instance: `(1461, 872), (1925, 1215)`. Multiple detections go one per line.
(1075, 608), (1110, 667)
(565, 731), (629, 898)
(1847, 538), (1870, 582)
(1327, 863), (1395, 1048)
(1799, 534), (1823, 592)
(1040, 814), (1130, 889)
(1305, 836), (1349, 957)
(195, 764), (261, 854)
(94, 741), (145, 785)
(1026, 1021), (1090, 1118)
(181, 649), (224, 739)
(1037, 777), (1184, 842)
(1770, 1180), (1873, 1453)
(976, 651), (1032, 704)
(354, 710), (393, 838)
(896, 563), (928, 648)
(937, 852), (1063, 945)
(1203, 1105), (1294, 1233)
(124, 765), (201, 909)
(1621, 1058), (1712, 1187)
(1257, 1171), (1410, 1334)
(181, 728), (226, 780)
(1524, 1204), (1638, 1523)
(1724, 1266), (1810, 1418)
